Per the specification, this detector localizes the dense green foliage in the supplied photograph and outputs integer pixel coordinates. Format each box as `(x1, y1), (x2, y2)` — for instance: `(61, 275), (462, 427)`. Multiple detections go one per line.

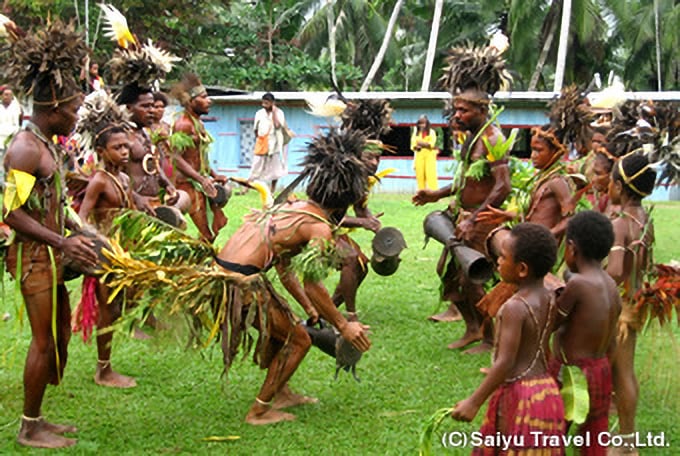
(2, 0), (677, 91)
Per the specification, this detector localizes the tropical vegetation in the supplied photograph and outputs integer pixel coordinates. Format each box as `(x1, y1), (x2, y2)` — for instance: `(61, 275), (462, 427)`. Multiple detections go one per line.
(2, 1), (678, 91)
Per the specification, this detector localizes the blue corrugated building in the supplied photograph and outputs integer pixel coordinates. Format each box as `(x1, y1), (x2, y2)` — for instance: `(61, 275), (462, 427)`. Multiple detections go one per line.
(200, 91), (679, 200)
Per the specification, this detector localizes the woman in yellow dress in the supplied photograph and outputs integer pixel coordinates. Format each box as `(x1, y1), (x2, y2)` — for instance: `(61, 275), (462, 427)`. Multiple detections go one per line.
(411, 115), (438, 190)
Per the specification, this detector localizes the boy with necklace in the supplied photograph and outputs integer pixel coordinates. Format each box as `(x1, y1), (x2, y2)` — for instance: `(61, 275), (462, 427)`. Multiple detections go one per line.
(451, 223), (565, 455)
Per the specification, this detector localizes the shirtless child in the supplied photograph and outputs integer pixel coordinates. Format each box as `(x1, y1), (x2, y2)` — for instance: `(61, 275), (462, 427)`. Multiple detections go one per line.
(551, 211), (621, 455)
(451, 223), (565, 454)
(77, 126), (137, 388)
(475, 125), (577, 326)
(481, 125), (575, 252)
(606, 153), (656, 452)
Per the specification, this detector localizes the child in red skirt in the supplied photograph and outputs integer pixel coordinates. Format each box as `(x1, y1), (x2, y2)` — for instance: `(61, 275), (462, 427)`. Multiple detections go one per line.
(550, 210), (621, 455)
(451, 223), (565, 455)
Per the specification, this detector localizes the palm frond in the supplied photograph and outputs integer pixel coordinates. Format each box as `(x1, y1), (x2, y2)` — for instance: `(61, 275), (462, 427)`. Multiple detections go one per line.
(108, 210), (215, 266)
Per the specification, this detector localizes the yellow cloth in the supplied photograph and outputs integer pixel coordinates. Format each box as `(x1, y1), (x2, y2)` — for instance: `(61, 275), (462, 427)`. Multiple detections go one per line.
(411, 129), (438, 190)
(367, 168), (397, 190)
(3, 169), (36, 216)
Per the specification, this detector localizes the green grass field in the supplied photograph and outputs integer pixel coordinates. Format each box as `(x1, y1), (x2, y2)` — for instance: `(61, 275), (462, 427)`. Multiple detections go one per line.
(1, 194), (678, 455)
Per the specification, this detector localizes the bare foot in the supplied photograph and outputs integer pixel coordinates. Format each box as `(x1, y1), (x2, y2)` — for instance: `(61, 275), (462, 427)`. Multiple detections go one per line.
(463, 341), (493, 355)
(273, 385), (319, 409)
(447, 330), (482, 350)
(428, 308), (462, 323)
(479, 367), (490, 375)
(95, 364), (137, 388)
(17, 420), (77, 449)
(42, 419), (77, 435)
(245, 405), (296, 425)
(132, 327), (152, 340)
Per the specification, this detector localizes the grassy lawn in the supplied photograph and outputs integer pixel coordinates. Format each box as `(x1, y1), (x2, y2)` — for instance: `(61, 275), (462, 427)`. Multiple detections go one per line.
(1, 194), (678, 455)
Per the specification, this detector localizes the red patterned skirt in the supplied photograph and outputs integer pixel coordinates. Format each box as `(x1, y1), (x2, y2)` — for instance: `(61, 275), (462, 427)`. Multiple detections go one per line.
(473, 374), (566, 455)
(549, 356), (612, 456)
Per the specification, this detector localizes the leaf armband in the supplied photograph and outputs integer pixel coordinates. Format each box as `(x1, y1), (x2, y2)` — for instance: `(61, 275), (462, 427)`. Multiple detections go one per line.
(289, 239), (344, 283)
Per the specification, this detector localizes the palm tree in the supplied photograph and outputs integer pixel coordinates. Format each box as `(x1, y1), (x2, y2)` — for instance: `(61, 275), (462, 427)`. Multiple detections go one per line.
(394, 0), (500, 91)
(296, 0), (396, 83)
(603, 0), (679, 90)
(360, 0), (404, 91)
(553, 0), (572, 91)
(507, 0), (609, 90)
(421, 0), (443, 91)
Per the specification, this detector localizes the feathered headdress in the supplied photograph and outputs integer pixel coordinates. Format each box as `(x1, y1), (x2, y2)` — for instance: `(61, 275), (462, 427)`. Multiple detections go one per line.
(75, 90), (133, 152)
(100, 3), (180, 88)
(547, 85), (595, 148)
(606, 100), (680, 186)
(319, 81), (393, 140)
(438, 43), (512, 104)
(530, 85), (594, 160)
(170, 73), (206, 108)
(0, 14), (25, 41)
(305, 93), (347, 120)
(300, 128), (370, 210)
(605, 100), (645, 158)
(641, 101), (680, 186)
(340, 99), (393, 140)
(1, 17), (88, 106)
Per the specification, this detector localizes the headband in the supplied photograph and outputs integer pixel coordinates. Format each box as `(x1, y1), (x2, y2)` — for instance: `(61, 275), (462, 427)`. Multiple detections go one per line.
(189, 85), (207, 99)
(617, 156), (652, 197)
(531, 127), (567, 161)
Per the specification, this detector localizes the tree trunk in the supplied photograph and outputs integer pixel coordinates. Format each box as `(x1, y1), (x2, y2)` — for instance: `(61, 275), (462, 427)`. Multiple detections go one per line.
(360, 0), (403, 92)
(528, 1), (559, 91)
(327, 0), (337, 87)
(421, 0), (444, 91)
(553, 0), (572, 92)
(654, 0), (662, 90)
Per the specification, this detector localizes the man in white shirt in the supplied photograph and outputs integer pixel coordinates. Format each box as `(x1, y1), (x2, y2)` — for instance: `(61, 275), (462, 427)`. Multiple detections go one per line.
(248, 92), (289, 192)
(0, 86), (23, 187)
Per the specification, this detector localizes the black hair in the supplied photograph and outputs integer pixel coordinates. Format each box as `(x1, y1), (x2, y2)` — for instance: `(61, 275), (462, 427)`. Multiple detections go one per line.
(593, 151), (614, 172)
(611, 152), (656, 199)
(152, 91), (168, 106)
(117, 82), (153, 105)
(262, 92), (275, 102)
(566, 211), (614, 261)
(509, 223), (557, 278)
(417, 115), (431, 131)
(302, 128), (369, 211)
(95, 125), (129, 150)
